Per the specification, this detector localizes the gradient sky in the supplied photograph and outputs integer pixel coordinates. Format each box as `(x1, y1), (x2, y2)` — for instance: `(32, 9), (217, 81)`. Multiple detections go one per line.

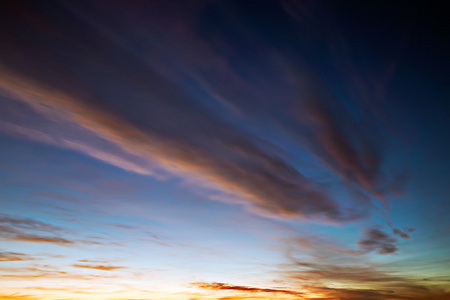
(0, 1), (449, 299)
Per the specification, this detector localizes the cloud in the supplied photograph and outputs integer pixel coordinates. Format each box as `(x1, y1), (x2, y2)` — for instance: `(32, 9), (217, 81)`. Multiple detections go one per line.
(289, 261), (406, 283)
(281, 230), (450, 300)
(302, 285), (412, 300)
(283, 260), (449, 300)
(287, 234), (364, 260)
(0, 214), (74, 245)
(393, 228), (410, 239)
(188, 0), (402, 203)
(60, 139), (155, 176)
(0, 1), (370, 223)
(71, 264), (124, 271)
(193, 282), (302, 297)
(10, 235), (74, 245)
(0, 0), (410, 223)
(357, 229), (398, 254)
(0, 214), (101, 246)
(0, 294), (40, 300)
(0, 3), (446, 300)
(0, 214), (64, 233)
(276, 0), (411, 202)
(308, 285), (450, 300)
(0, 70), (364, 222)
(0, 105), (158, 177)
(195, 280), (450, 300)
(0, 251), (35, 262)
(294, 99), (387, 204)
(0, 264), (116, 281)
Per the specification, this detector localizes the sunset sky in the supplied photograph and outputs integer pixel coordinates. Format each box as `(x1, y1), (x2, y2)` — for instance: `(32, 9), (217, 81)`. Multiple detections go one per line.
(0, 1), (449, 299)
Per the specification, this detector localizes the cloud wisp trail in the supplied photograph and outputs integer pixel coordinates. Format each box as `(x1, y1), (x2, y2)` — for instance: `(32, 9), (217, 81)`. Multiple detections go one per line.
(0, 0), (405, 224)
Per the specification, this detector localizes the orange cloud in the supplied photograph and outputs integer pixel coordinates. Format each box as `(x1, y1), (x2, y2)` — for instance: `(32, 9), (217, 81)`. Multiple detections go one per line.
(0, 65), (362, 223)
(193, 282), (302, 297)
(0, 294), (40, 300)
(12, 235), (74, 245)
(0, 251), (35, 262)
(0, 0), (392, 223)
(71, 264), (124, 271)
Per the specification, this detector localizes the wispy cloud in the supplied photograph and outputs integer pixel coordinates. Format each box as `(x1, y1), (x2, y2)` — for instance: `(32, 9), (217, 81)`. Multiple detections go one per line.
(289, 261), (405, 283)
(71, 264), (124, 271)
(0, 116), (157, 177)
(0, 214), (73, 246)
(0, 251), (35, 262)
(0, 0), (405, 224)
(357, 229), (398, 255)
(278, 231), (450, 300)
(393, 228), (410, 239)
(282, 260), (450, 300)
(0, 56), (361, 223)
(193, 282), (302, 297)
(0, 214), (103, 246)
(277, 228), (445, 300)
(0, 294), (40, 300)
(11, 235), (74, 245)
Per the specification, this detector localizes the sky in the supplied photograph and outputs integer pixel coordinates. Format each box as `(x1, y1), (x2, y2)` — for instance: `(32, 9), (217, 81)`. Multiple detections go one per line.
(0, 1), (449, 299)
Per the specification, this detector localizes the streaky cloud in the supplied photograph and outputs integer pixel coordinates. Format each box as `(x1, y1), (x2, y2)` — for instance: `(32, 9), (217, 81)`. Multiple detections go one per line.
(0, 57), (362, 223)
(0, 251), (35, 262)
(0, 0), (404, 223)
(193, 282), (302, 297)
(0, 214), (103, 246)
(71, 264), (124, 271)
